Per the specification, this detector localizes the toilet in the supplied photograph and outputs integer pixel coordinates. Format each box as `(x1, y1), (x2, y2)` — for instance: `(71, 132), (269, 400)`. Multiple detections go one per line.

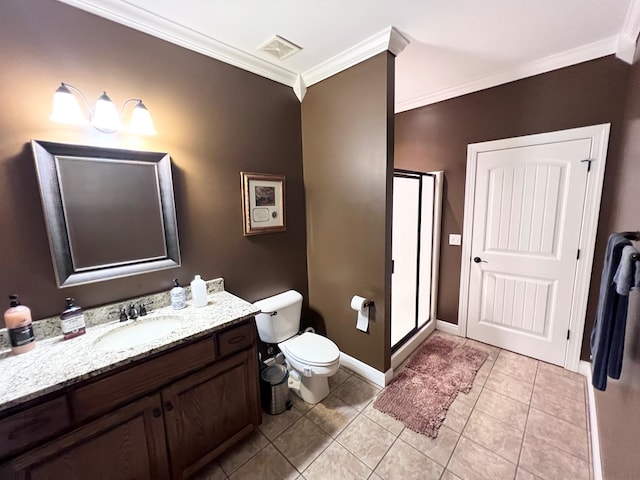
(254, 290), (340, 404)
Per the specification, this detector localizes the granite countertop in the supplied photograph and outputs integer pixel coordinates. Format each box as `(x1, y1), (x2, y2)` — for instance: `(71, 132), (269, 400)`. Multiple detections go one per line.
(0, 290), (260, 414)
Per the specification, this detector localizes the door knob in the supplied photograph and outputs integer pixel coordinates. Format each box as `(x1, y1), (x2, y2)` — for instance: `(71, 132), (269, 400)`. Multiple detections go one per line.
(473, 257), (487, 263)
(164, 401), (174, 412)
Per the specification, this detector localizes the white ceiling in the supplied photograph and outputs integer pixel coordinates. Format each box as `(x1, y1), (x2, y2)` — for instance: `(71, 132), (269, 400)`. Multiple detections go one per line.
(58, 0), (639, 112)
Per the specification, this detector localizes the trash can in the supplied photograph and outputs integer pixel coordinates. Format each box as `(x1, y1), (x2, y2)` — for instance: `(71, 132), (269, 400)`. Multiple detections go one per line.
(260, 364), (291, 415)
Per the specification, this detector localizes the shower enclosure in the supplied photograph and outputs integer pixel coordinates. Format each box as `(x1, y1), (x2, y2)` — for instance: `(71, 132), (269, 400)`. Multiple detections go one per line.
(391, 170), (443, 351)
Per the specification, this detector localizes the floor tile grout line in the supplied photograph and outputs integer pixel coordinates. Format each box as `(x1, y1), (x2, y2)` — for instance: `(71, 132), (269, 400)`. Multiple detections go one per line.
(528, 386), (589, 429)
(266, 409), (337, 477)
(368, 434), (402, 478)
(218, 431), (272, 477)
(524, 429), (592, 466)
(514, 359), (539, 479)
(520, 365), (591, 478)
(527, 403), (590, 434)
(338, 395), (399, 477)
(442, 346), (500, 475)
(459, 350), (529, 474)
(583, 375), (594, 470)
(300, 394), (379, 477)
(267, 434), (309, 476)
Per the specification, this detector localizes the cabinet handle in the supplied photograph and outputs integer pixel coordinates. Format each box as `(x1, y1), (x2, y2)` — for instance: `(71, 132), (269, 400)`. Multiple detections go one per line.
(164, 401), (174, 412)
(152, 407), (162, 418)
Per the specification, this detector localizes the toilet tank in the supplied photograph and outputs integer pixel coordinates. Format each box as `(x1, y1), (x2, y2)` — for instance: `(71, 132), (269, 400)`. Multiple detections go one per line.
(253, 290), (303, 344)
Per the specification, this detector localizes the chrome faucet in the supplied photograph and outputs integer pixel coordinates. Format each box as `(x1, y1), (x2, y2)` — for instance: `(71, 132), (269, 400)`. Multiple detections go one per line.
(128, 304), (138, 319)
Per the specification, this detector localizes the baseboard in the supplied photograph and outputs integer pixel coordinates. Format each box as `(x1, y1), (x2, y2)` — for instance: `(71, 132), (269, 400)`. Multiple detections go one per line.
(391, 325), (433, 370)
(339, 351), (393, 387)
(435, 319), (460, 336)
(579, 360), (602, 480)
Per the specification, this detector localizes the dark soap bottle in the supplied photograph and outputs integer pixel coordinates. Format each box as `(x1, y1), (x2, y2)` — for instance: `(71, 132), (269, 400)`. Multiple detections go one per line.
(60, 298), (86, 340)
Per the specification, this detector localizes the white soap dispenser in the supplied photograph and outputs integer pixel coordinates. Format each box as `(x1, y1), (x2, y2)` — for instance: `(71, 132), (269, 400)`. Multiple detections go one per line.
(191, 275), (207, 308)
(170, 278), (187, 310)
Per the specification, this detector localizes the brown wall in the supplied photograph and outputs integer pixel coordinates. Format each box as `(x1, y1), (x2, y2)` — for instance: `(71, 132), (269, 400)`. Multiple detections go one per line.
(302, 53), (394, 372)
(0, 0), (307, 323)
(593, 44), (640, 480)
(395, 56), (630, 361)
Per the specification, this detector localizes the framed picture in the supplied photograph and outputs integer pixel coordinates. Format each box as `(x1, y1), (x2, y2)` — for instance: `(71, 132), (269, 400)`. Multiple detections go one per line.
(240, 172), (286, 236)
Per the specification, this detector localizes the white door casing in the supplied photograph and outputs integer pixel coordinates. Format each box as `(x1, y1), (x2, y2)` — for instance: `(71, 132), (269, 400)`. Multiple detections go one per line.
(459, 124), (610, 370)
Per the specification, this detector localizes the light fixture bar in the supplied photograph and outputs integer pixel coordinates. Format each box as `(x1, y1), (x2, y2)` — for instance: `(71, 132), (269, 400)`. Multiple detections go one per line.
(49, 82), (157, 136)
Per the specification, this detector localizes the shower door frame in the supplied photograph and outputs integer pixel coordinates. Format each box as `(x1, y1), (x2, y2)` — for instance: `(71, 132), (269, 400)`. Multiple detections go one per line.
(391, 169), (443, 354)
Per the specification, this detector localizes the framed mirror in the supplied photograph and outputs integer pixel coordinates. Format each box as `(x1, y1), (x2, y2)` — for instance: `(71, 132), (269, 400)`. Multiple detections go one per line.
(31, 140), (181, 288)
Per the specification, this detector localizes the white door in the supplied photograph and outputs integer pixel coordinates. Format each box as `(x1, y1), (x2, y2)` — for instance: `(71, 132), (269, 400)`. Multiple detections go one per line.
(466, 136), (591, 365)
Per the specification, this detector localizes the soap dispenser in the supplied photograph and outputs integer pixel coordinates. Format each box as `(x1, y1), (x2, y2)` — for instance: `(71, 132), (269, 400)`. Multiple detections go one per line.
(60, 298), (86, 340)
(4, 294), (36, 354)
(191, 275), (207, 308)
(170, 279), (187, 310)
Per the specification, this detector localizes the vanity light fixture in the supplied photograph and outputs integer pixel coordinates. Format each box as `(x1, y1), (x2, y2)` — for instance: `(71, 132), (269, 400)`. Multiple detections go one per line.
(50, 82), (157, 136)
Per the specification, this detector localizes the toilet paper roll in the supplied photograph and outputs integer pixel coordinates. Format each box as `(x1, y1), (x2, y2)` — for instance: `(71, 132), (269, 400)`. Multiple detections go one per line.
(350, 295), (371, 332)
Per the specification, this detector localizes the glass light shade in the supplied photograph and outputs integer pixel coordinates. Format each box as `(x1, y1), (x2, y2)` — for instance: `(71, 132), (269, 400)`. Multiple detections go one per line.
(128, 101), (157, 136)
(50, 84), (86, 125)
(91, 92), (122, 132)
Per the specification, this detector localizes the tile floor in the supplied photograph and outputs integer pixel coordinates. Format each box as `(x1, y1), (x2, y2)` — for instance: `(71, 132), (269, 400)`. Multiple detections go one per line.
(191, 331), (592, 480)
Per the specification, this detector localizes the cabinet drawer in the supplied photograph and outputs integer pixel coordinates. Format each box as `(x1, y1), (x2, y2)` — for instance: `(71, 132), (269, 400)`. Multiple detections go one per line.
(0, 396), (71, 458)
(217, 322), (254, 358)
(70, 336), (216, 421)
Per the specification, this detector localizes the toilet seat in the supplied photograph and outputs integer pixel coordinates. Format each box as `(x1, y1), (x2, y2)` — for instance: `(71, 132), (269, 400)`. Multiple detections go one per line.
(279, 332), (340, 367)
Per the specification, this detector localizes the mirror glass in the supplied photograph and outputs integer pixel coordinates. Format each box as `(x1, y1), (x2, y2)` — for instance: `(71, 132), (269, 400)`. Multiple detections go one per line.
(31, 140), (181, 287)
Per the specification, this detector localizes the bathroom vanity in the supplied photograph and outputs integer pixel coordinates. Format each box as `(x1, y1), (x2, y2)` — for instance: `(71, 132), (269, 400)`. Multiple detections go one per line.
(0, 290), (261, 479)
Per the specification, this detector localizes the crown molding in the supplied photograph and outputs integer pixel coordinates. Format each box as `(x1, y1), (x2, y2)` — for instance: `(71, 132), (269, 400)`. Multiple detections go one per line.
(56, 0), (299, 87)
(396, 35), (619, 113)
(616, 0), (640, 63)
(302, 26), (409, 88)
(293, 75), (307, 102)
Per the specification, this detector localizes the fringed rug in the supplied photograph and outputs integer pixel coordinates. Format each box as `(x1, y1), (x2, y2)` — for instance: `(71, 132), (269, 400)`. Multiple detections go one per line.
(373, 335), (487, 438)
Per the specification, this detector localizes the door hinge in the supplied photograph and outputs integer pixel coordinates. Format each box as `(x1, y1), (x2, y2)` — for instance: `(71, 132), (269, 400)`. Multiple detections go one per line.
(392, 260), (394, 274)
(580, 159), (593, 172)
(567, 329), (571, 340)
(577, 249), (580, 260)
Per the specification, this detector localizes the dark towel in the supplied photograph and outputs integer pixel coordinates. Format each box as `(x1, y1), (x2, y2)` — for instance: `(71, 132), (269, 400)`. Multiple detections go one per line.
(591, 233), (631, 391)
(614, 246), (640, 295)
(607, 246), (640, 380)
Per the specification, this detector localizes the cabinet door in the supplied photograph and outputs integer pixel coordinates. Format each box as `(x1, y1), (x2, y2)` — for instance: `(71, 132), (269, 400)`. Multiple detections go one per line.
(162, 347), (260, 479)
(0, 394), (170, 480)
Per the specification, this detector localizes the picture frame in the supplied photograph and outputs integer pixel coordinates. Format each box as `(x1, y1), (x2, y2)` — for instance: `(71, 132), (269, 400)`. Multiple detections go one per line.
(240, 172), (286, 236)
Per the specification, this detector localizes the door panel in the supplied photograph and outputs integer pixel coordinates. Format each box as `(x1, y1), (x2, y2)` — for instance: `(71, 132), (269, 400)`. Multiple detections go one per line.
(391, 176), (420, 346)
(467, 138), (590, 365)
(1, 395), (170, 480)
(162, 349), (258, 479)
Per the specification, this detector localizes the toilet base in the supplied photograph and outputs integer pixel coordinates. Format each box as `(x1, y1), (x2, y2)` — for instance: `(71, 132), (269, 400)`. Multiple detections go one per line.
(293, 374), (330, 404)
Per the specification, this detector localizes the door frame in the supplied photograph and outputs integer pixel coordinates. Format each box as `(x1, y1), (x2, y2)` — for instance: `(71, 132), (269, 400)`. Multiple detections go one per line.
(458, 124), (610, 371)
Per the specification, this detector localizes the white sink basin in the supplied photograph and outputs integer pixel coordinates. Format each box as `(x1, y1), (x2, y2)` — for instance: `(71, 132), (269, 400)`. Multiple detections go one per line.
(94, 316), (182, 352)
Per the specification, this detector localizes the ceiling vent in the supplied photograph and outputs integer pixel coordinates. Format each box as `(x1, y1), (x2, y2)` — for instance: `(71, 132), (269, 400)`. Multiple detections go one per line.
(258, 35), (302, 61)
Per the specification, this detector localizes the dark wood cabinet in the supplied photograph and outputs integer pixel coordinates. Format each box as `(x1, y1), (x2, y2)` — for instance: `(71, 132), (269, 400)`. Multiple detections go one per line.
(163, 348), (261, 479)
(0, 319), (261, 480)
(1, 394), (170, 480)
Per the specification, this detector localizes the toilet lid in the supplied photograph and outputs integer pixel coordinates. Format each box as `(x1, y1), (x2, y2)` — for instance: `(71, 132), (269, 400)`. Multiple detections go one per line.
(280, 332), (340, 366)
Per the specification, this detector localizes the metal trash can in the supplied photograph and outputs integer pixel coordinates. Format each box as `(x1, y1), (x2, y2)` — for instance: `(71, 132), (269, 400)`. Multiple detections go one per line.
(260, 364), (291, 415)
